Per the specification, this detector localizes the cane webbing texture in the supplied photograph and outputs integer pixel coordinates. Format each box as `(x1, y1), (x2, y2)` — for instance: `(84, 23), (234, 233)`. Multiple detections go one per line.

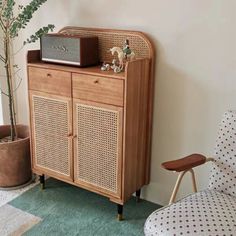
(75, 103), (120, 193)
(32, 95), (70, 176)
(59, 27), (152, 63)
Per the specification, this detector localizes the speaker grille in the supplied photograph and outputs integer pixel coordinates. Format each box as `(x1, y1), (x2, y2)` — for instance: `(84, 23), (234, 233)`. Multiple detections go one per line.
(32, 95), (70, 176)
(41, 35), (80, 65)
(75, 103), (121, 194)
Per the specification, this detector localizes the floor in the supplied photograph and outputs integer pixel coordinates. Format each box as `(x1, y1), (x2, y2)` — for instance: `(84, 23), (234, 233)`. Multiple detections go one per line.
(7, 178), (161, 236)
(0, 180), (37, 208)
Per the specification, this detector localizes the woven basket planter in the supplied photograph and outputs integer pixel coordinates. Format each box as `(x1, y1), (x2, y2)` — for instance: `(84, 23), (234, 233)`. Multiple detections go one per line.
(0, 125), (31, 188)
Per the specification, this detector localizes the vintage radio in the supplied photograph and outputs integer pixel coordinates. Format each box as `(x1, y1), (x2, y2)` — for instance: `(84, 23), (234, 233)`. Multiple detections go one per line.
(40, 34), (99, 67)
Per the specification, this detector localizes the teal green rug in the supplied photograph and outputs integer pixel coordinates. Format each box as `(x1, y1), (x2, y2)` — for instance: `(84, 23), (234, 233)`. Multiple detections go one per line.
(9, 178), (161, 236)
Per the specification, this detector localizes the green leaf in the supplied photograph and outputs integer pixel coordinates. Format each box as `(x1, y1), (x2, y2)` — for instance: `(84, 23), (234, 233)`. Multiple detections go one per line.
(2, 0), (15, 21)
(10, 0), (48, 38)
(23, 24), (55, 45)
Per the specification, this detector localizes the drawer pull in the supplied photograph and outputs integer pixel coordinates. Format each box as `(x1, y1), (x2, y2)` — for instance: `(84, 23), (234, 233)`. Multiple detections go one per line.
(67, 134), (77, 139)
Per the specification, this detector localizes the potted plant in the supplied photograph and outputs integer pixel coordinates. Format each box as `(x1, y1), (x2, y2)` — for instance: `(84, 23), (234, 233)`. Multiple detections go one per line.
(0, 0), (54, 188)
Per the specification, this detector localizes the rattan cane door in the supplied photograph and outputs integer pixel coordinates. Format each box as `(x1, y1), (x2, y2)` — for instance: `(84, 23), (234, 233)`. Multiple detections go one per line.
(73, 99), (123, 198)
(29, 91), (73, 181)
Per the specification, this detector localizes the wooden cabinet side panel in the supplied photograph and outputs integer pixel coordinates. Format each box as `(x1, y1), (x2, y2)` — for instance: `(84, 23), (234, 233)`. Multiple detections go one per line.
(122, 59), (151, 202)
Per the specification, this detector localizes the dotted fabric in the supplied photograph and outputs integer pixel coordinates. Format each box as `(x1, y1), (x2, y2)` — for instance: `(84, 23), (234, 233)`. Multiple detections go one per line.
(144, 111), (236, 235)
(144, 190), (236, 236)
(208, 111), (236, 197)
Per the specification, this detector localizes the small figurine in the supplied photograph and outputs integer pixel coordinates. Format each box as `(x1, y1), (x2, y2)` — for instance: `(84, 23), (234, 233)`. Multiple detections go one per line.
(105, 63), (110, 70)
(100, 62), (110, 71)
(111, 59), (118, 70)
(109, 40), (135, 73)
(110, 47), (125, 70)
(123, 39), (132, 59)
(110, 59), (121, 73)
(123, 39), (135, 60)
(114, 67), (122, 73)
(101, 64), (107, 71)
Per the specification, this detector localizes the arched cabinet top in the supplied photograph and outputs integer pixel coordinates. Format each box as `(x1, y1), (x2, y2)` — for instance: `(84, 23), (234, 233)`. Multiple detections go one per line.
(59, 26), (155, 63)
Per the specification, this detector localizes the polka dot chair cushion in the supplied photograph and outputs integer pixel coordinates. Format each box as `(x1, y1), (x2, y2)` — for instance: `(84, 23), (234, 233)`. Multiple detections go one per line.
(144, 189), (236, 235)
(208, 111), (236, 197)
(144, 111), (236, 235)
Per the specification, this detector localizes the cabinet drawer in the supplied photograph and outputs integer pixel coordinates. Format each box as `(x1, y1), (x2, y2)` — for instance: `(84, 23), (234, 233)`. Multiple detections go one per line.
(28, 67), (71, 97)
(72, 74), (124, 107)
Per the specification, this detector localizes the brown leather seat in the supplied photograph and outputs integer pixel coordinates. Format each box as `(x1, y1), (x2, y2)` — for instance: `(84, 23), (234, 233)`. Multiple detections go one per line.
(162, 154), (206, 172)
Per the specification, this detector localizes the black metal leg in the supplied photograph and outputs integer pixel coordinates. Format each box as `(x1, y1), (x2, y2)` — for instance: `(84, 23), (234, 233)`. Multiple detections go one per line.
(136, 189), (141, 202)
(117, 204), (123, 221)
(39, 174), (45, 190)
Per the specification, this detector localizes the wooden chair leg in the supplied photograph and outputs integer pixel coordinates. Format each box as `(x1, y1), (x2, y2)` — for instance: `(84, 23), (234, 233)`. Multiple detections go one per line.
(189, 169), (197, 193)
(169, 171), (186, 205)
(169, 168), (197, 205)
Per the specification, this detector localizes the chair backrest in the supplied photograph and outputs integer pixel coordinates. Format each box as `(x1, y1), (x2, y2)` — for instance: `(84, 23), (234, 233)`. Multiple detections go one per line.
(208, 110), (236, 197)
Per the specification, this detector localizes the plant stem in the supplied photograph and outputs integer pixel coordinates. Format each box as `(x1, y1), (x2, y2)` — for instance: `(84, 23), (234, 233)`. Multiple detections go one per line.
(4, 34), (16, 141)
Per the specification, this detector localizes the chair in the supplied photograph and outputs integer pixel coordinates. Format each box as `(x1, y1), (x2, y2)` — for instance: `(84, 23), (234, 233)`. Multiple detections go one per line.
(144, 110), (236, 235)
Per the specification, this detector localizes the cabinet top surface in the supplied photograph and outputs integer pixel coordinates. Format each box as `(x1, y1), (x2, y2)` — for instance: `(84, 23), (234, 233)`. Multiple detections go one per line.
(28, 61), (125, 80)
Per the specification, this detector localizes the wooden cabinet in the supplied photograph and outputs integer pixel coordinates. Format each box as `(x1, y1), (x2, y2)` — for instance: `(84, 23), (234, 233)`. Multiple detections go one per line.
(27, 27), (155, 219)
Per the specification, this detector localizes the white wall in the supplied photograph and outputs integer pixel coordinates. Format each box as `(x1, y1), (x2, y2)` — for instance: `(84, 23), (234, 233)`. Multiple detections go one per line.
(14, 0), (236, 205)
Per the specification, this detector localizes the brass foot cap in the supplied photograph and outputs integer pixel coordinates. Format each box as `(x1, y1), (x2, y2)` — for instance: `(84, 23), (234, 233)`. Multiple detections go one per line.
(40, 184), (45, 190)
(117, 214), (123, 221)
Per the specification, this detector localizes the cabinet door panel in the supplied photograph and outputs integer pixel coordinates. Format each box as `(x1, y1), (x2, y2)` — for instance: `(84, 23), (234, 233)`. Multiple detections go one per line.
(29, 91), (73, 181)
(74, 99), (123, 198)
